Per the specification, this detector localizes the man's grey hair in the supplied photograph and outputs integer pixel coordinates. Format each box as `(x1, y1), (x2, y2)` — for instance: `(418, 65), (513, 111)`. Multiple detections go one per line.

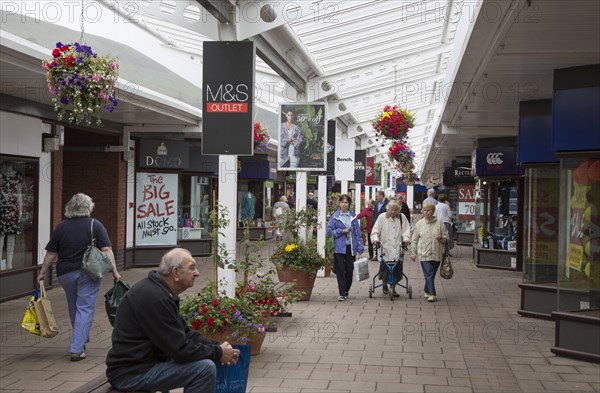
(158, 248), (193, 276)
(64, 193), (95, 218)
(427, 189), (436, 196)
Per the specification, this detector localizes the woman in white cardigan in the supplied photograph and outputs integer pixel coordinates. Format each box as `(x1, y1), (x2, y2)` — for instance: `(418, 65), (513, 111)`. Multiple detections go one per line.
(371, 199), (411, 297)
(411, 202), (448, 302)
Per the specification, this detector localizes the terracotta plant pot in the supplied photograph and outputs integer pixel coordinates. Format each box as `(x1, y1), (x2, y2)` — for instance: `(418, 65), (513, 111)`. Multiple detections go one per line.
(276, 266), (317, 301)
(202, 331), (266, 356)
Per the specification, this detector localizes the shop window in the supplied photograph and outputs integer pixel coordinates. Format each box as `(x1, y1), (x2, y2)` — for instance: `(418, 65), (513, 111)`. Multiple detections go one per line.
(0, 156), (37, 271)
(178, 175), (213, 240)
(558, 158), (600, 310)
(523, 167), (560, 282)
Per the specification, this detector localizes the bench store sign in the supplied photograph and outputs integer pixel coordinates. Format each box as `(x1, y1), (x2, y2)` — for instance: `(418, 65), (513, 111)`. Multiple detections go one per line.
(135, 173), (178, 246)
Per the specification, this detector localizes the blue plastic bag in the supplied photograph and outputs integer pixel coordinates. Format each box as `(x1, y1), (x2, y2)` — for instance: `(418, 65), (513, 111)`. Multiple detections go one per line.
(215, 344), (250, 393)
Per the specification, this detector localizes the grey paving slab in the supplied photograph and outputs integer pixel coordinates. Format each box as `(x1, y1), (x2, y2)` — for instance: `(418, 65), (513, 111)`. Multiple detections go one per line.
(1, 242), (599, 393)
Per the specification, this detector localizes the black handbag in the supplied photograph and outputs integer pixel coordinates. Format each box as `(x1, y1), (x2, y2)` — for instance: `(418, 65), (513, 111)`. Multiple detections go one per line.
(104, 279), (130, 326)
(82, 219), (113, 281)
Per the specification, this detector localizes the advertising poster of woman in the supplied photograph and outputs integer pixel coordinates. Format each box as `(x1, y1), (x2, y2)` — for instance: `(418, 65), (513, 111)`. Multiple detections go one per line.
(278, 103), (326, 171)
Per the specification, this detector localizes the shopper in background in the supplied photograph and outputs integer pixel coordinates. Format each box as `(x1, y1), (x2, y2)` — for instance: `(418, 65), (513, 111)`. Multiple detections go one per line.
(371, 190), (389, 260)
(37, 193), (121, 361)
(435, 193), (454, 253)
(356, 199), (375, 260)
(411, 202), (448, 302)
(273, 196), (290, 240)
(423, 189), (438, 206)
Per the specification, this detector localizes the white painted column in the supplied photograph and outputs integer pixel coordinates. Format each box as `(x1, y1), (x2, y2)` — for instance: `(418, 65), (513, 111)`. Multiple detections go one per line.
(217, 155), (237, 298)
(354, 184), (361, 212)
(316, 175), (327, 277)
(296, 171), (307, 242)
(407, 185), (414, 210)
(341, 180), (348, 195)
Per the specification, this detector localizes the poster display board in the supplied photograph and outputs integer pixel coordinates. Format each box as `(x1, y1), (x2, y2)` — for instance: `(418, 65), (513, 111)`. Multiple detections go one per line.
(278, 103), (326, 171)
(135, 173), (178, 246)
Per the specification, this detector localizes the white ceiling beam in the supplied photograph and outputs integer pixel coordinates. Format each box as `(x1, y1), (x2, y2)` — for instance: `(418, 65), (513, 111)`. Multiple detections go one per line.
(442, 124), (516, 136)
(327, 101), (352, 120)
(310, 44), (453, 100)
(347, 121), (372, 138)
(105, 0), (220, 40)
(235, 0), (321, 40)
(124, 124), (201, 133)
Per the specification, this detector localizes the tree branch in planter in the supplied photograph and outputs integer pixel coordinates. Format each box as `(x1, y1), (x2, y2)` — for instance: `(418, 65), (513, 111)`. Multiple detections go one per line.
(208, 204), (235, 293)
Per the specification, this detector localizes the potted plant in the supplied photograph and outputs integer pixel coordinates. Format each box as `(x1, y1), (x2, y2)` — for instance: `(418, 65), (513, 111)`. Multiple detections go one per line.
(270, 208), (323, 300)
(42, 42), (118, 125)
(180, 282), (267, 356)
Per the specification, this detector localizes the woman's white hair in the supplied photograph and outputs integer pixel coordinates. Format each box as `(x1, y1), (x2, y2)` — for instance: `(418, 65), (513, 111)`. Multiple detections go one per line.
(422, 202), (437, 212)
(386, 199), (401, 218)
(158, 248), (192, 276)
(64, 193), (95, 218)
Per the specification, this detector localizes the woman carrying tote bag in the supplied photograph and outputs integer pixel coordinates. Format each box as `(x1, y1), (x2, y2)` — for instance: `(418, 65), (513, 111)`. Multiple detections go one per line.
(37, 193), (121, 361)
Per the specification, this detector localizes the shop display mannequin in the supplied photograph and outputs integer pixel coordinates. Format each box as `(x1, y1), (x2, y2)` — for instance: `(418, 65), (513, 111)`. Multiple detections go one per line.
(241, 191), (256, 224)
(0, 163), (22, 270)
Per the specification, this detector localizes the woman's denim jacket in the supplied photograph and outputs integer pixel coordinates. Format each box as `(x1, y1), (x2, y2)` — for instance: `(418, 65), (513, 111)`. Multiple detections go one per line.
(327, 209), (364, 256)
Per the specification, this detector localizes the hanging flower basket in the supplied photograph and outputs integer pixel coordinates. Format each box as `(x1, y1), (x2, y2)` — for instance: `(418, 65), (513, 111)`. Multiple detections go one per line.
(388, 141), (415, 166)
(399, 171), (420, 185)
(253, 121), (271, 152)
(42, 42), (118, 126)
(372, 105), (414, 141)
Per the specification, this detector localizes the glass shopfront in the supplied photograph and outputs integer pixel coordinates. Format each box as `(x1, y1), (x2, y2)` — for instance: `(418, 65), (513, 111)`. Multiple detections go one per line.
(0, 155), (37, 272)
(178, 175), (213, 240)
(558, 158), (600, 310)
(523, 167), (560, 283)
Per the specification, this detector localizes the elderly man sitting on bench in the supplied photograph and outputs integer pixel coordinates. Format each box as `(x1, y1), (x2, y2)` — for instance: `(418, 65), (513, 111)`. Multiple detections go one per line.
(106, 248), (239, 393)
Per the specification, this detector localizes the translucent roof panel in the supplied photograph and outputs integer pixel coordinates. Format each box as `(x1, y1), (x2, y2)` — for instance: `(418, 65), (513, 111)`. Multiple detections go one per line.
(288, 0), (464, 171)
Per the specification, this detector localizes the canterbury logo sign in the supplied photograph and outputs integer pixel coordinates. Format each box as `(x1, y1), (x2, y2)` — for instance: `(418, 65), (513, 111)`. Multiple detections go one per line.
(486, 153), (504, 165)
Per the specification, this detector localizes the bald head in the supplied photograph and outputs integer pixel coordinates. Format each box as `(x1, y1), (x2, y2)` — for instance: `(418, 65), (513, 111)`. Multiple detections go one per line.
(158, 248), (193, 276)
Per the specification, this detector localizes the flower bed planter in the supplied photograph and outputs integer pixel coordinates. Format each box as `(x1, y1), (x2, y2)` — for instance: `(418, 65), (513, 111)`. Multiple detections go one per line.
(276, 266), (317, 301)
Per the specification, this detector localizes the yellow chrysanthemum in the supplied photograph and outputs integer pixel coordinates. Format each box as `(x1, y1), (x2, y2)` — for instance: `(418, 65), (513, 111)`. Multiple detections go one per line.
(285, 244), (297, 252)
(381, 111), (393, 120)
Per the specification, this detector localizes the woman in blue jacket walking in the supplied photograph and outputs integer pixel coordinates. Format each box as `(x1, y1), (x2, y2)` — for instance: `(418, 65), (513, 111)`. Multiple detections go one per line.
(327, 194), (364, 301)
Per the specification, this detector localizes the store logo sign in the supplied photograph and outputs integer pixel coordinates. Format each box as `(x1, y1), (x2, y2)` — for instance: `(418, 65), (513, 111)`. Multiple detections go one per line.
(486, 153), (504, 165)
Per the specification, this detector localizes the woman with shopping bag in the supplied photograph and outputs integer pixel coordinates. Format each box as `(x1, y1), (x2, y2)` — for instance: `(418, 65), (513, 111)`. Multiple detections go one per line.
(37, 193), (121, 361)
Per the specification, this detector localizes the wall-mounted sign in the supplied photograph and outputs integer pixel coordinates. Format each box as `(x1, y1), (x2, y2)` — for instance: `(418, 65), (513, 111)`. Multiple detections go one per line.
(135, 173), (178, 246)
(202, 41), (255, 155)
(354, 150), (367, 184)
(138, 140), (189, 169)
(278, 103), (326, 171)
(474, 146), (524, 176)
(443, 162), (475, 185)
(365, 157), (375, 185)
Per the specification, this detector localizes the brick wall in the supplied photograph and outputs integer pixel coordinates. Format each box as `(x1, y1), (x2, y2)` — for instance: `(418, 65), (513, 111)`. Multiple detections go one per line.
(60, 128), (126, 266)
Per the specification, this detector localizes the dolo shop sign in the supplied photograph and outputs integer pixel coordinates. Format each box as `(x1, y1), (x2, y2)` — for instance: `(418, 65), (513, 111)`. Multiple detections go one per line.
(138, 140), (189, 169)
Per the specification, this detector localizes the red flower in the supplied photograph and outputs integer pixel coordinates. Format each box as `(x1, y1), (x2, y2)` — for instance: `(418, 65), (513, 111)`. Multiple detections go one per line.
(52, 49), (61, 58)
(63, 56), (76, 67)
(201, 307), (208, 315)
(60, 45), (70, 52)
(220, 309), (227, 315)
(207, 317), (215, 326)
(212, 299), (219, 307)
(192, 319), (201, 330)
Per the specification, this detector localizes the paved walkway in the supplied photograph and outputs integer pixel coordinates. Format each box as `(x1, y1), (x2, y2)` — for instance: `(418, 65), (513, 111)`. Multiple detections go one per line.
(1, 241), (599, 393)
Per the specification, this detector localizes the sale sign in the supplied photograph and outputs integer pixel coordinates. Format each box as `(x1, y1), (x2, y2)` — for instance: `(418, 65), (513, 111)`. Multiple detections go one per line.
(135, 173), (178, 246)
